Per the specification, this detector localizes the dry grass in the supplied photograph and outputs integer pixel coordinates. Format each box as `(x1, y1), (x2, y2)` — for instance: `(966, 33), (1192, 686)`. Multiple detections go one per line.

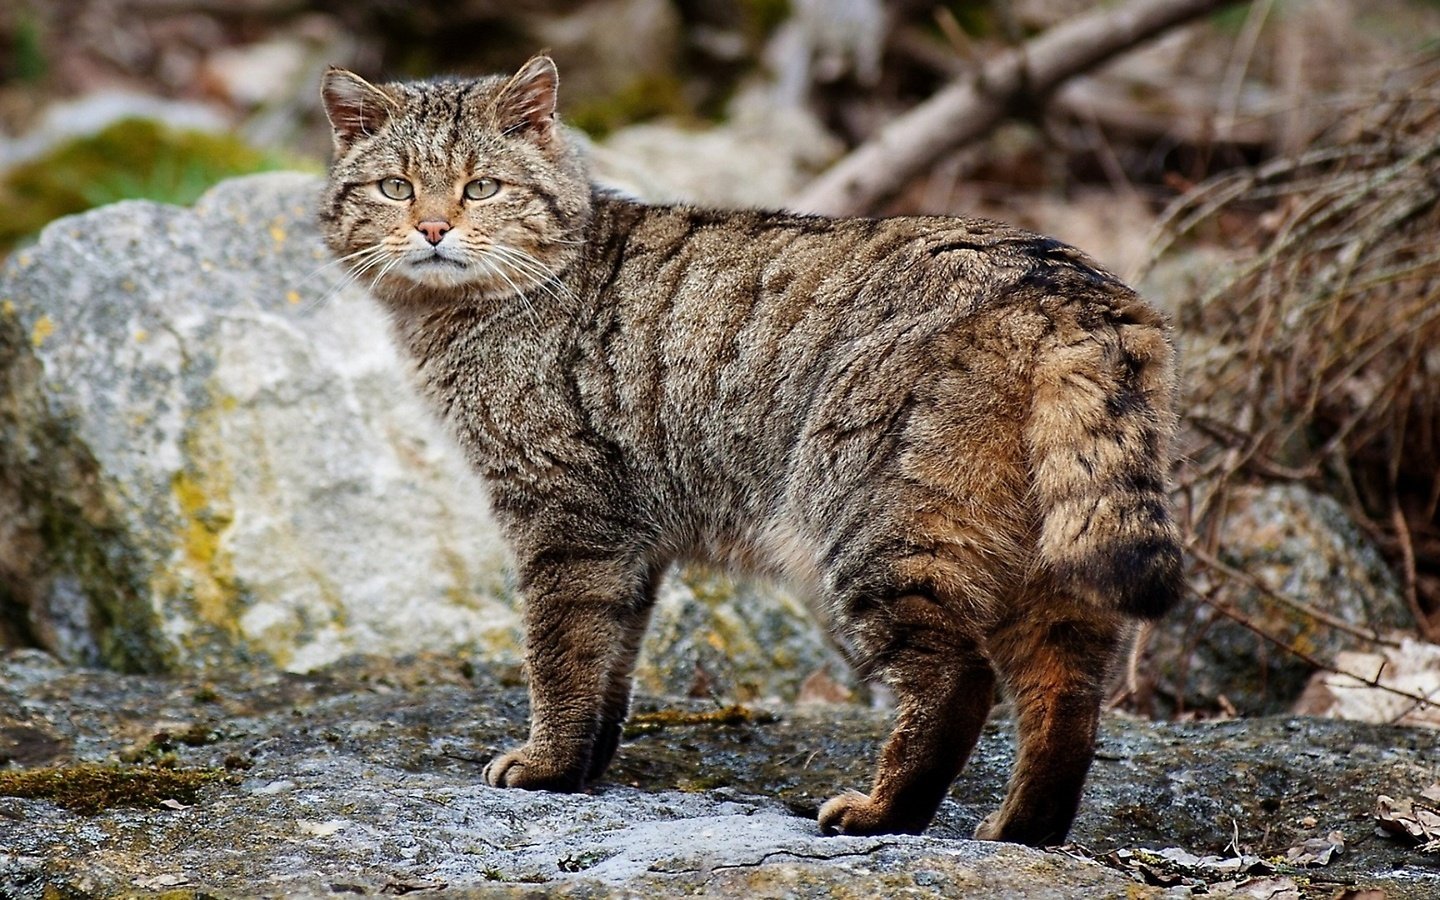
(1139, 54), (1440, 714)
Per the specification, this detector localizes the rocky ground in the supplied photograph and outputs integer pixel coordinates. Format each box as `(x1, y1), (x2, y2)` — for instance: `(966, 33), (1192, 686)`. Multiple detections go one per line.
(2, 650), (1436, 898)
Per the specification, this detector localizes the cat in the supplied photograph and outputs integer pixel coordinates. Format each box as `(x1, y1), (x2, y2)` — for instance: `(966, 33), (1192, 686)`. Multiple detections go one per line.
(318, 55), (1183, 845)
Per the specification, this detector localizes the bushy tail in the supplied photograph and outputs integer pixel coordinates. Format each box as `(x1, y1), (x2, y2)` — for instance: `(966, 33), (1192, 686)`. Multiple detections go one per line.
(1026, 295), (1184, 620)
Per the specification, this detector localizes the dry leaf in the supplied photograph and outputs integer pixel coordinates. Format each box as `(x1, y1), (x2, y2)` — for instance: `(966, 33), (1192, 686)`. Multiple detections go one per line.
(1333, 890), (1388, 900)
(1296, 638), (1440, 729)
(1232, 876), (1302, 899)
(796, 668), (853, 704)
(1375, 794), (1440, 850)
(158, 798), (189, 811)
(1284, 830), (1344, 866)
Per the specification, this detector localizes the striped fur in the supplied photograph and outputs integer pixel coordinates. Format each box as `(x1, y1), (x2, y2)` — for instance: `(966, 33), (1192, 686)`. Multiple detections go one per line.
(319, 57), (1183, 845)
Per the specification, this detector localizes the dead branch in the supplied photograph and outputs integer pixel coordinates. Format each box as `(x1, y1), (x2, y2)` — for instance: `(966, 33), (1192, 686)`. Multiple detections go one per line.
(1187, 543), (1401, 648)
(791, 0), (1247, 216)
(1190, 586), (1439, 713)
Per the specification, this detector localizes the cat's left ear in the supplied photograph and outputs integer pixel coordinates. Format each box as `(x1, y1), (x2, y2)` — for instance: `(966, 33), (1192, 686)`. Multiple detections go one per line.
(321, 67), (398, 153)
(496, 56), (560, 143)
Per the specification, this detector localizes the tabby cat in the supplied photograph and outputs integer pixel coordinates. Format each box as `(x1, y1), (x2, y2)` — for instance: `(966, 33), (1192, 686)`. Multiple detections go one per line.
(318, 56), (1183, 845)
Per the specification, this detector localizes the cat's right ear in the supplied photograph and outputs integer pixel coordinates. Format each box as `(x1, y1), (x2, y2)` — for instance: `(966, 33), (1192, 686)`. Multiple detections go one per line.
(321, 67), (397, 153)
(495, 56), (560, 144)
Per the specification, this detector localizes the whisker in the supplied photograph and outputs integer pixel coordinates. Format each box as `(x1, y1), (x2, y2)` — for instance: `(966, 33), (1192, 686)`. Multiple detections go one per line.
(477, 255), (543, 336)
(486, 244), (578, 307)
(294, 243), (390, 312)
(306, 245), (400, 312)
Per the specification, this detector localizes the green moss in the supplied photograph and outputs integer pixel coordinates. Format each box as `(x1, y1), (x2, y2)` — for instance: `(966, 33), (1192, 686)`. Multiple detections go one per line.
(739, 0), (792, 38)
(566, 73), (691, 138)
(7, 12), (47, 83)
(937, 2), (1000, 38)
(0, 762), (223, 814)
(0, 118), (314, 252)
(624, 704), (776, 738)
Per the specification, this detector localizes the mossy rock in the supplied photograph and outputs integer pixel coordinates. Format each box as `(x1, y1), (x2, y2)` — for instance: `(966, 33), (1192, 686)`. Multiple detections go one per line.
(0, 118), (307, 252)
(0, 761), (223, 814)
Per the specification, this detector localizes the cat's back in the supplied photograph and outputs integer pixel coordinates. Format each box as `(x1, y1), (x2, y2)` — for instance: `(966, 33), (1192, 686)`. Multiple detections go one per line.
(566, 196), (1160, 551)
(587, 196), (1129, 326)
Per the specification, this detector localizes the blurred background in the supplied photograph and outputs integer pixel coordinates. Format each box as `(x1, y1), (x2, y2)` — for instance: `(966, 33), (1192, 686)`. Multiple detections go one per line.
(0, 0), (1433, 260)
(2, 0), (1439, 724)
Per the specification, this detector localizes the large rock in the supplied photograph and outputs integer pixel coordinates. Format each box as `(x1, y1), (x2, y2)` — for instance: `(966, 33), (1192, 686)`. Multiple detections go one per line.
(2, 650), (1436, 897)
(0, 173), (515, 673)
(1151, 482), (1410, 715)
(589, 92), (842, 209)
(0, 173), (846, 696)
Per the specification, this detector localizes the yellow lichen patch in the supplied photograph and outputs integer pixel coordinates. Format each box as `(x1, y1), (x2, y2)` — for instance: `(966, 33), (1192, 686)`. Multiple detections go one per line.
(285, 290), (301, 305)
(30, 314), (54, 347)
(134, 328), (149, 343)
(269, 219), (287, 244)
(624, 704), (776, 738)
(0, 762), (223, 814)
(169, 464), (241, 635)
(1, 299), (14, 317)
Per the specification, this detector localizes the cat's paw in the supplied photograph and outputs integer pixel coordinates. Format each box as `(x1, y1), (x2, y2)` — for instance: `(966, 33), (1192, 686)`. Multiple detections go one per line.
(481, 744), (584, 791)
(818, 790), (891, 836)
(973, 810), (1003, 841)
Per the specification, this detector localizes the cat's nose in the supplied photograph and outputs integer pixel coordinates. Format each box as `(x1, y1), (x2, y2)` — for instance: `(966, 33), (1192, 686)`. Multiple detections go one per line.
(416, 220), (451, 245)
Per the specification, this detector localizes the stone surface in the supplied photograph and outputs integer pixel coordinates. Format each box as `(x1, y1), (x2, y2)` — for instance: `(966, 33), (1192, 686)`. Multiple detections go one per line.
(0, 173), (515, 673)
(0, 173), (846, 698)
(1, 650), (1436, 898)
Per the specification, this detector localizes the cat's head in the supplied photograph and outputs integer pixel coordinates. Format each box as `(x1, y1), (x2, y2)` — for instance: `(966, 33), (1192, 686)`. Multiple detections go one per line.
(319, 56), (590, 301)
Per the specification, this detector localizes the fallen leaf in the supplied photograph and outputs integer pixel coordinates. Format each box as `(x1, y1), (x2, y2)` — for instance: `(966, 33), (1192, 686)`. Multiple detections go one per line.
(1233, 875), (1302, 899)
(1284, 830), (1344, 866)
(797, 668), (853, 704)
(1375, 794), (1440, 848)
(1333, 889), (1388, 900)
(157, 798), (189, 811)
(1296, 638), (1440, 729)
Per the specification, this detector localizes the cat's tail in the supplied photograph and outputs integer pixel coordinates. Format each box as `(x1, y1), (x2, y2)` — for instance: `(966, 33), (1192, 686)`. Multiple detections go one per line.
(1026, 294), (1184, 620)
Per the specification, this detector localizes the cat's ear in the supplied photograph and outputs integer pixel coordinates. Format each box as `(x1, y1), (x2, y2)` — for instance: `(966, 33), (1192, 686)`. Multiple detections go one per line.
(321, 67), (398, 152)
(496, 56), (560, 143)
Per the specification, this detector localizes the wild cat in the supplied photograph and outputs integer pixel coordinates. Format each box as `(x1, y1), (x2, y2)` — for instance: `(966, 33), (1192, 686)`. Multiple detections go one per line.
(318, 56), (1182, 845)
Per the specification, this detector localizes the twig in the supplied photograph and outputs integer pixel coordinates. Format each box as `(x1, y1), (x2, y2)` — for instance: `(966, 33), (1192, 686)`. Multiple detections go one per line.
(1391, 498), (1439, 642)
(1190, 586), (1437, 711)
(1187, 543), (1401, 648)
(791, 0), (1247, 215)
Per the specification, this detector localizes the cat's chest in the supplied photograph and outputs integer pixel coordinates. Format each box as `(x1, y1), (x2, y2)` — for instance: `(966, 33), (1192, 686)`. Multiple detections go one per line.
(406, 318), (575, 458)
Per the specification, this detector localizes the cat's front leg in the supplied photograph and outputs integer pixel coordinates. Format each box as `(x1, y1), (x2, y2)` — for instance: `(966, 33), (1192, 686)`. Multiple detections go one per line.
(483, 548), (648, 792)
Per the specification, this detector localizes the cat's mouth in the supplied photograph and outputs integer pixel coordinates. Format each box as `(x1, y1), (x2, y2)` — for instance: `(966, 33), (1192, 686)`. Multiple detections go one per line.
(412, 253), (467, 269)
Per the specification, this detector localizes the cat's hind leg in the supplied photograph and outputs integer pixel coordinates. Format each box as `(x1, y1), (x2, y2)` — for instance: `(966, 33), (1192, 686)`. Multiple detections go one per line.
(483, 549), (651, 792)
(818, 591), (996, 835)
(974, 600), (1125, 846)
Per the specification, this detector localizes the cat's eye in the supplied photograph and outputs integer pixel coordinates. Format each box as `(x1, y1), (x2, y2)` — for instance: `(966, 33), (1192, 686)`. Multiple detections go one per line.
(464, 177), (501, 201)
(378, 177), (414, 201)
